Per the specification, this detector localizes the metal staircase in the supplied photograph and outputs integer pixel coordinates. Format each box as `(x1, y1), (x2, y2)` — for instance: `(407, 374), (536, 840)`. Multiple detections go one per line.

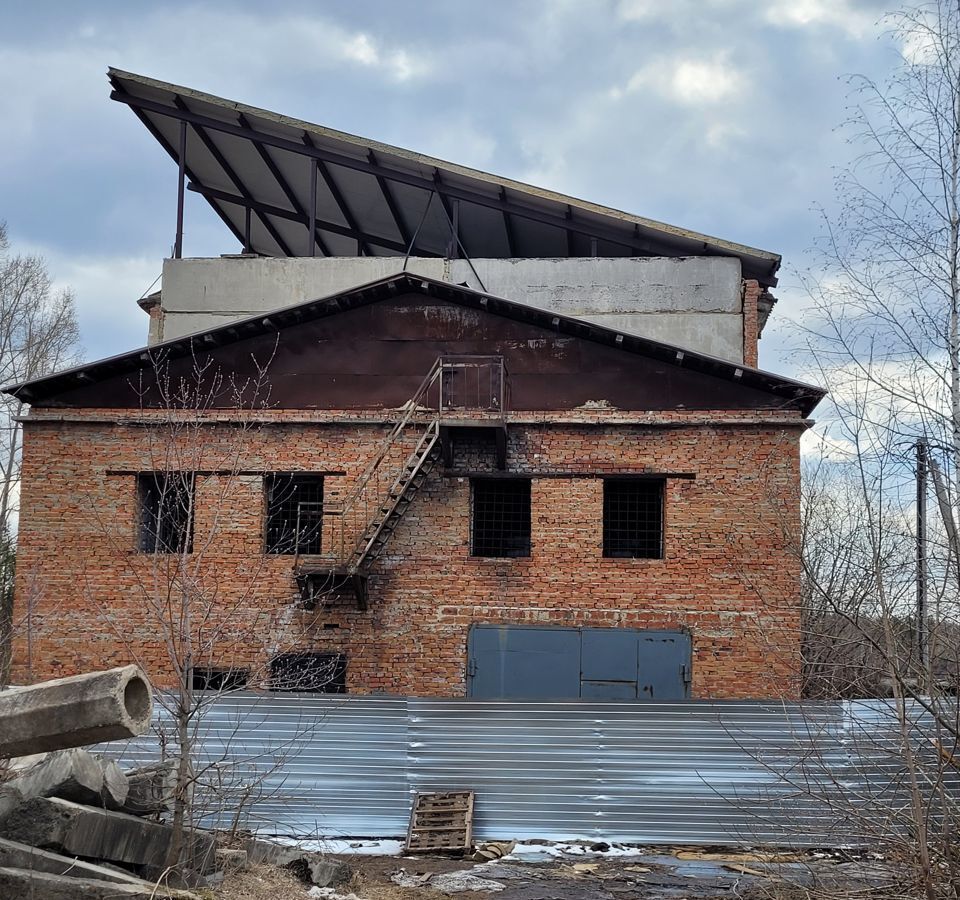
(297, 355), (505, 608)
(345, 420), (441, 575)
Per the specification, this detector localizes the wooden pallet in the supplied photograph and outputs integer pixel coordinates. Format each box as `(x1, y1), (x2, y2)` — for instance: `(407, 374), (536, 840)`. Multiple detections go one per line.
(404, 790), (475, 854)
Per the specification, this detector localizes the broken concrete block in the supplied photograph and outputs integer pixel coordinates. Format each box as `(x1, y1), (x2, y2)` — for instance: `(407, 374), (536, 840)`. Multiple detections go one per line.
(0, 666), (153, 758)
(98, 758), (129, 810)
(0, 785), (21, 824)
(0, 796), (216, 873)
(0, 866), (200, 898)
(244, 836), (304, 866)
(9, 748), (105, 806)
(121, 760), (176, 816)
(288, 856), (352, 887)
(4, 751), (48, 774)
(0, 836), (170, 886)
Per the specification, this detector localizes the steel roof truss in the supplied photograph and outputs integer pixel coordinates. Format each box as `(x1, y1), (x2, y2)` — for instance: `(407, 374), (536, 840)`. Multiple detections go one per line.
(109, 91), (725, 269)
(173, 96), (292, 257)
(186, 182), (431, 256)
(239, 113), (329, 257)
(107, 79), (248, 253)
(303, 134), (368, 256)
(368, 149), (412, 251)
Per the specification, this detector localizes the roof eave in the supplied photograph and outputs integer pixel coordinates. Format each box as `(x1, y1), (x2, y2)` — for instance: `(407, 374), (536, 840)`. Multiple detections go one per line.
(4, 272), (824, 415)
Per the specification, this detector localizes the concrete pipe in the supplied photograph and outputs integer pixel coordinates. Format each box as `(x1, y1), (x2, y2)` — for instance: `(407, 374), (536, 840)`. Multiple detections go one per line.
(0, 666), (153, 758)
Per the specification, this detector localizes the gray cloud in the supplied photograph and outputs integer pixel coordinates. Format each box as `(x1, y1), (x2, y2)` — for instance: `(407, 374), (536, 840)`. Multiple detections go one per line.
(1, 0), (894, 365)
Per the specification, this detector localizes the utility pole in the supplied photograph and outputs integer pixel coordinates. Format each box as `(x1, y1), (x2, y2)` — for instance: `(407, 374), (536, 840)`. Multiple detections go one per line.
(917, 440), (928, 678)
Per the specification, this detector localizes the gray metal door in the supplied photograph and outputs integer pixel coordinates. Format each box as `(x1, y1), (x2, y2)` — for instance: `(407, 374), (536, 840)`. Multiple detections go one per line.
(581, 627), (639, 698)
(637, 631), (691, 700)
(468, 625), (690, 700)
(467, 625), (581, 699)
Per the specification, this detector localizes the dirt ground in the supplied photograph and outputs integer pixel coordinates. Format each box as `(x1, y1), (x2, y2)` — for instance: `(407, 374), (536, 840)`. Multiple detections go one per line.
(213, 857), (490, 900)
(212, 844), (906, 900)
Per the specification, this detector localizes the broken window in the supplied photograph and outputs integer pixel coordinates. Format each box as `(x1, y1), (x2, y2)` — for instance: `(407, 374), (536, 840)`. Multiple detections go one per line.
(269, 652), (347, 693)
(471, 478), (531, 558)
(137, 473), (194, 554)
(603, 478), (664, 559)
(265, 474), (324, 555)
(191, 667), (249, 692)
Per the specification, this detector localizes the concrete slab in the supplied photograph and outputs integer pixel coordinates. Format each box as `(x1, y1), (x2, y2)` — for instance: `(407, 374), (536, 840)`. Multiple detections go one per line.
(0, 866), (200, 899)
(0, 797), (216, 873)
(0, 785), (21, 823)
(98, 758), (129, 810)
(452, 257), (742, 313)
(121, 760), (175, 816)
(154, 256), (747, 361)
(9, 749), (104, 806)
(0, 836), (166, 885)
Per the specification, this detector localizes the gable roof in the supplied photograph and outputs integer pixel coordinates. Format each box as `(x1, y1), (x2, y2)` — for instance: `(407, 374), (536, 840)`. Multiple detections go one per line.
(5, 273), (825, 415)
(108, 68), (782, 287)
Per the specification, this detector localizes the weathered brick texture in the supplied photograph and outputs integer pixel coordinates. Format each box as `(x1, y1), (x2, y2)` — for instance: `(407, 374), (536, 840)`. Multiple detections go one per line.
(11, 411), (804, 699)
(742, 279), (761, 368)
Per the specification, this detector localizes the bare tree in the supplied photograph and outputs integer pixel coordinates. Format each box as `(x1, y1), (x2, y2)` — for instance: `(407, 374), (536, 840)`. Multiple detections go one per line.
(803, 0), (960, 573)
(789, 5), (960, 894)
(0, 222), (80, 685)
(77, 349), (342, 882)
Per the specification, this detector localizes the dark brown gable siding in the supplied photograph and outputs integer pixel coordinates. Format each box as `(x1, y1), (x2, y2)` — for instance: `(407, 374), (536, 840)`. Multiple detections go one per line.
(36, 293), (796, 413)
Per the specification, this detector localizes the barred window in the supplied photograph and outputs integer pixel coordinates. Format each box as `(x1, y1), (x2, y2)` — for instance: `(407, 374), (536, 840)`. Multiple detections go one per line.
(603, 478), (664, 559)
(265, 474), (324, 555)
(191, 667), (249, 692)
(471, 478), (531, 558)
(269, 652), (346, 693)
(137, 473), (194, 554)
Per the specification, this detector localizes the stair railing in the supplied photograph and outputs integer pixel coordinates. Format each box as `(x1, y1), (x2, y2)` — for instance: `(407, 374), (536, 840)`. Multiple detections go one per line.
(326, 359), (444, 564)
(318, 355), (507, 568)
(348, 418), (441, 570)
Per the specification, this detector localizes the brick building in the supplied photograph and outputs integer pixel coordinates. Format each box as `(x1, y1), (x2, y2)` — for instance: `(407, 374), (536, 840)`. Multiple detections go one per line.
(5, 71), (824, 700)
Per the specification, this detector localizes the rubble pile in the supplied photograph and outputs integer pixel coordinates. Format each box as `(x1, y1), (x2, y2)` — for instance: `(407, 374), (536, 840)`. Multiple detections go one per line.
(0, 666), (213, 898)
(0, 666), (351, 899)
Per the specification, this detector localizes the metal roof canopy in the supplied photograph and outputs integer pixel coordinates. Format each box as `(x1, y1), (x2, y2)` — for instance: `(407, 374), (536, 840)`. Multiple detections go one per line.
(108, 69), (782, 287)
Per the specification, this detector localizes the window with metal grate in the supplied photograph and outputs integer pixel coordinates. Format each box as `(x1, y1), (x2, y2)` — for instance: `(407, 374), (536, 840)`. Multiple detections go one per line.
(603, 478), (664, 558)
(191, 667), (249, 692)
(137, 472), (194, 554)
(269, 652), (347, 692)
(265, 474), (324, 554)
(471, 478), (531, 557)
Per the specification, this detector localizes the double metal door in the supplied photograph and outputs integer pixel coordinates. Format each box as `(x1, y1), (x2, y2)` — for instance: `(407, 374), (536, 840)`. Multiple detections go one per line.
(467, 625), (691, 700)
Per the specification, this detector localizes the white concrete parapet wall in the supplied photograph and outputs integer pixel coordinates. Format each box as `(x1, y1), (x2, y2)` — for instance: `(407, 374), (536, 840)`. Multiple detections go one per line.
(155, 256), (746, 362)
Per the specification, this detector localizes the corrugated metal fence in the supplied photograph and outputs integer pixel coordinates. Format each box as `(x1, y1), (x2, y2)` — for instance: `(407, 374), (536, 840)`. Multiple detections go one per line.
(105, 694), (954, 846)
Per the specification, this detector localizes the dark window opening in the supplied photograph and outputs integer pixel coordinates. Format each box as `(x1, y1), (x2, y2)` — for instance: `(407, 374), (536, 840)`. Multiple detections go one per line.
(471, 478), (531, 558)
(269, 652), (347, 693)
(137, 473), (194, 554)
(265, 474), (324, 555)
(603, 478), (664, 558)
(191, 667), (249, 692)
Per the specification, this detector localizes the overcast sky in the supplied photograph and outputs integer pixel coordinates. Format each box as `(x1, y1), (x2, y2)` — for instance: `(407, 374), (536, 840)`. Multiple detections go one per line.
(1, 0), (898, 371)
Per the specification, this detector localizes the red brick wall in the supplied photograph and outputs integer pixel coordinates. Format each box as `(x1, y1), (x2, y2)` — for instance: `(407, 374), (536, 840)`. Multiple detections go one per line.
(742, 279), (761, 368)
(11, 410), (804, 699)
